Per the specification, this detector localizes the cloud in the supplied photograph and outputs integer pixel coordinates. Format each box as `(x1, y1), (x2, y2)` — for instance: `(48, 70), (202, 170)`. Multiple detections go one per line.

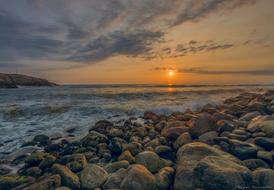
(178, 67), (274, 76)
(0, 0), (257, 66)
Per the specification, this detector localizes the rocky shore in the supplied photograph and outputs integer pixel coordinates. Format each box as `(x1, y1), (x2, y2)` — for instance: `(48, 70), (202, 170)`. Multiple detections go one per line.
(0, 73), (57, 88)
(0, 90), (273, 190)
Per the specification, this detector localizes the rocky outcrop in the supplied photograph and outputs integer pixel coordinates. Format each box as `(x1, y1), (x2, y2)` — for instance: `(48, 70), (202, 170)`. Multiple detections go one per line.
(0, 73), (57, 88)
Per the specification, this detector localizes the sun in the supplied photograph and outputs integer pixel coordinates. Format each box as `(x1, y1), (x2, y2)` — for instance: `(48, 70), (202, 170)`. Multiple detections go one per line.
(168, 71), (174, 76)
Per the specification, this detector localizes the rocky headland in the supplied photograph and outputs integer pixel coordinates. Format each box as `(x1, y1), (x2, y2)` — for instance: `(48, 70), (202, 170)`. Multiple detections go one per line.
(0, 73), (57, 88)
(0, 90), (274, 190)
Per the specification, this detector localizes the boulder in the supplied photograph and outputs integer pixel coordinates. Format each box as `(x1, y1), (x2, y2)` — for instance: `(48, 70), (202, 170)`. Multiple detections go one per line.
(173, 132), (192, 149)
(254, 137), (274, 151)
(33, 134), (50, 146)
(174, 142), (239, 190)
(118, 150), (135, 163)
(155, 167), (175, 190)
(198, 131), (218, 145)
(63, 154), (88, 173)
(193, 156), (252, 190)
(242, 159), (270, 170)
(123, 142), (143, 156)
(229, 140), (258, 160)
(25, 167), (42, 178)
(39, 154), (56, 170)
(252, 169), (274, 188)
(161, 127), (189, 141)
(120, 164), (156, 190)
(104, 160), (130, 173)
(0, 175), (35, 190)
(155, 145), (174, 160)
(135, 151), (164, 173)
(103, 168), (127, 189)
(189, 113), (217, 138)
(81, 131), (108, 147)
(239, 111), (261, 121)
(52, 164), (80, 189)
(217, 120), (235, 133)
(257, 151), (273, 164)
(247, 116), (274, 137)
(19, 175), (61, 190)
(80, 164), (108, 190)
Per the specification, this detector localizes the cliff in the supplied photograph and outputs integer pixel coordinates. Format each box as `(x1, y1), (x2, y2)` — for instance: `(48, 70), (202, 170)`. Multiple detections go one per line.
(0, 73), (57, 88)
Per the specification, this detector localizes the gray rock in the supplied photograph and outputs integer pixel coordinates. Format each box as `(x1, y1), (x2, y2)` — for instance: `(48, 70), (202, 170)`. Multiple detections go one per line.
(155, 167), (175, 190)
(257, 150), (273, 165)
(229, 140), (258, 160)
(198, 131), (218, 145)
(173, 132), (192, 149)
(252, 169), (274, 188)
(136, 151), (164, 173)
(104, 160), (130, 173)
(118, 150), (135, 163)
(80, 164), (108, 190)
(120, 164), (156, 190)
(242, 159), (270, 170)
(103, 168), (127, 189)
(239, 111), (260, 121)
(254, 137), (274, 151)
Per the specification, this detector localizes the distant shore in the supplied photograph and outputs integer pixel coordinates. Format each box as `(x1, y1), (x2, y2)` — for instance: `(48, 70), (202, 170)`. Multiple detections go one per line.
(0, 73), (57, 88)
(0, 90), (273, 190)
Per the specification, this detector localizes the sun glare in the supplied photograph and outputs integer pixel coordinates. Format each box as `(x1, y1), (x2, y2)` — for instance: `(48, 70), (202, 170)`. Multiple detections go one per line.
(168, 71), (174, 76)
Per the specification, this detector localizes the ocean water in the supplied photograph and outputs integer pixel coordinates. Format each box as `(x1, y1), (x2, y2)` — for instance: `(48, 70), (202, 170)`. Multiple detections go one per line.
(0, 84), (273, 156)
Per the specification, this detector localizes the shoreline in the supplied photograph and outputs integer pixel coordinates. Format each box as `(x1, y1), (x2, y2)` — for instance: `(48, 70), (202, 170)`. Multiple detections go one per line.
(0, 90), (273, 189)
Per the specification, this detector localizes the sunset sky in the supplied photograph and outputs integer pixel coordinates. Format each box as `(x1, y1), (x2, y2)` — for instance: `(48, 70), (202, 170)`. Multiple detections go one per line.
(0, 0), (274, 84)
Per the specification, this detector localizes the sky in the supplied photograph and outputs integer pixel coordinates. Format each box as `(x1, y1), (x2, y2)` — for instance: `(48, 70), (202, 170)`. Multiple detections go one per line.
(0, 0), (274, 84)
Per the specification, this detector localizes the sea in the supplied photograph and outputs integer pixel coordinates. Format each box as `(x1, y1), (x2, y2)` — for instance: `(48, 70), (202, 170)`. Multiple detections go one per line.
(0, 84), (273, 157)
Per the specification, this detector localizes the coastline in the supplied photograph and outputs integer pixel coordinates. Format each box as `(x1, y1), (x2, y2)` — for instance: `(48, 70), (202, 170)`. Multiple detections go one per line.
(0, 90), (273, 189)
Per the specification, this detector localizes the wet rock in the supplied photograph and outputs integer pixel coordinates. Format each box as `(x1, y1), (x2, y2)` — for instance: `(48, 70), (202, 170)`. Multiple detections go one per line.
(33, 134), (50, 146)
(229, 140), (258, 160)
(120, 164), (156, 190)
(257, 150), (273, 164)
(242, 159), (270, 170)
(80, 164), (108, 190)
(25, 167), (42, 178)
(193, 156), (252, 190)
(174, 142), (239, 190)
(18, 175), (61, 190)
(252, 168), (274, 188)
(39, 154), (56, 170)
(123, 142), (143, 156)
(155, 167), (175, 190)
(89, 120), (113, 134)
(213, 112), (235, 121)
(118, 150), (135, 163)
(247, 116), (274, 137)
(103, 168), (127, 189)
(155, 145), (174, 160)
(189, 113), (217, 138)
(239, 111), (261, 121)
(227, 133), (249, 141)
(0, 165), (11, 176)
(104, 160), (129, 173)
(25, 152), (48, 167)
(144, 111), (159, 122)
(52, 164), (80, 189)
(81, 131), (108, 147)
(173, 132), (192, 149)
(217, 120), (235, 133)
(198, 131), (218, 145)
(254, 137), (274, 151)
(161, 127), (189, 141)
(109, 137), (127, 156)
(108, 128), (123, 138)
(0, 175), (35, 190)
(136, 151), (164, 173)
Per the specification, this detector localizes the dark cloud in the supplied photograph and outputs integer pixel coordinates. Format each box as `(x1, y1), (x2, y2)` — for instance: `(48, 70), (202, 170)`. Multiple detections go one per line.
(178, 67), (274, 76)
(0, 0), (258, 66)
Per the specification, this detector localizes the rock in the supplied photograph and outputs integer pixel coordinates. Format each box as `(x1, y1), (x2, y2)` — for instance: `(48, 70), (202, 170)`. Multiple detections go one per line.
(81, 131), (108, 147)
(174, 142), (239, 190)
(0, 175), (35, 190)
(229, 140), (258, 160)
(217, 120), (235, 133)
(155, 145), (174, 161)
(144, 138), (159, 149)
(0, 165), (11, 176)
(144, 111), (159, 122)
(252, 168), (274, 188)
(109, 137), (127, 156)
(39, 154), (56, 170)
(120, 164), (156, 190)
(108, 128), (123, 138)
(33, 134), (50, 146)
(104, 160), (130, 173)
(189, 113), (217, 138)
(80, 164), (108, 190)
(103, 168), (127, 189)
(63, 154), (88, 173)
(193, 156), (252, 190)
(135, 151), (164, 173)
(89, 120), (113, 134)
(243, 159), (270, 170)
(173, 132), (192, 149)
(123, 142), (143, 156)
(52, 164), (80, 189)
(254, 137), (274, 151)
(118, 150), (135, 163)
(56, 187), (71, 190)
(25, 152), (48, 167)
(198, 131), (218, 145)
(161, 127), (189, 141)
(213, 112), (235, 121)
(227, 133), (249, 141)
(19, 175), (61, 190)
(239, 111), (261, 121)
(257, 150), (273, 164)
(155, 167), (175, 190)
(247, 116), (274, 137)
(25, 167), (42, 178)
